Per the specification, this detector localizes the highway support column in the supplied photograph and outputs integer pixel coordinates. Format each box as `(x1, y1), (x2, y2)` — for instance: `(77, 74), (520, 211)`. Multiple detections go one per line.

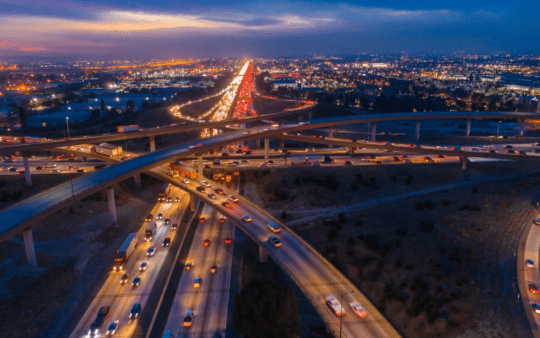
(520, 119), (525, 136)
(328, 126), (334, 148)
(415, 120), (420, 140)
(298, 114), (303, 123)
(264, 138), (270, 159)
(23, 154), (32, 187)
(197, 155), (203, 178)
(462, 156), (468, 170)
(23, 227), (38, 267)
(259, 245), (268, 263)
(107, 187), (118, 228)
(149, 136), (156, 153)
(280, 139), (284, 149)
(308, 111), (313, 120)
(189, 194), (196, 212)
(466, 119), (471, 137)
(133, 173), (141, 189)
(371, 122), (377, 142)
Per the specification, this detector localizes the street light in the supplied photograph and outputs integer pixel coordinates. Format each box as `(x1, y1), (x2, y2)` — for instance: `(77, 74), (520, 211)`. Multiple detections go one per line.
(497, 120), (501, 137)
(65, 116), (70, 138)
(340, 290), (354, 338)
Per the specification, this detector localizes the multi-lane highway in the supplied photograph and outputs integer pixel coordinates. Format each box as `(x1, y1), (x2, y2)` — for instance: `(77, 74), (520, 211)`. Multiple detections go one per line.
(69, 186), (189, 338)
(163, 185), (237, 338)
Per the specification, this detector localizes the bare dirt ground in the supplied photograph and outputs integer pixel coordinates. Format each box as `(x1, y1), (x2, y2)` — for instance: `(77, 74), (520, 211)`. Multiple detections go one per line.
(0, 175), (162, 337)
(244, 162), (536, 338)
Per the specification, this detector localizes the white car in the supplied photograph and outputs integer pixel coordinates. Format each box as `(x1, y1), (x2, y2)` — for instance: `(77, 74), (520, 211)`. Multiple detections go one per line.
(181, 179), (190, 184)
(267, 223), (281, 233)
(326, 296), (346, 316)
(200, 180), (211, 187)
(349, 301), (368, 318)
(228, 195), (239, 203)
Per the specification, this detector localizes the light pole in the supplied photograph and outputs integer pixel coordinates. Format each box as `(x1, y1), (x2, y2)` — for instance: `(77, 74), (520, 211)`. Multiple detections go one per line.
(340, 290), (354, 338)
(65, 116), (70, 138)
(497, 120), (501, 137)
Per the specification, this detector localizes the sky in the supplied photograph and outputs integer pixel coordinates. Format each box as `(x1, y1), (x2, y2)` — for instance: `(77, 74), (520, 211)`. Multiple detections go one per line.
(0, 0), (539, 61)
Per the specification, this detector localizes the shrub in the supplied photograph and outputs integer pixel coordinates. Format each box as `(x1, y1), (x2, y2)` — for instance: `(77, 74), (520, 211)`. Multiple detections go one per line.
(327, 229), (339, 241)
(281, 210), (287, 219)
(424, 200), (434, 210)
(441, 198), (450, 206)
(355, 220), (363, 227)
(419, 221), (434, 233)
(363, 235), (380, 251)
(395, 228), (407, 237)
(405, 174), (412, 185)
(350, 182), (359, 192)
(390, 175), (397, 182)
(338, 213), (347, 224)
(415, 202), (424, 211)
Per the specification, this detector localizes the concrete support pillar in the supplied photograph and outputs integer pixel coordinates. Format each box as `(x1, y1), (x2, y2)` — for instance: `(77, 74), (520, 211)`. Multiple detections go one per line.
(197, 155), (203, 178)
(415, 120), (420, 140)
(280, 139), (284, 149)
(298, 114), (303, 123)
(259, 245), (268, 263)
(371, 122), (377, 142)
(189, 194), (196, 212)
(462, 156), (468, 170)
(264, 138), (270, 159)
(133, 173), (141, 188)
(328, 126), (334, 148)
(520, 119), (525, 136)
(466, 119), (471, 137)
(107, 187), (118, 227)
(23, 155), (32, 187)
(349, 146), (355, 155)
(308, 111), (313, 120)
(149, 136), (155, 153)
(255, 138), (260, 149)
(23, 228), (37, 267)
(82, 156), (87, 162)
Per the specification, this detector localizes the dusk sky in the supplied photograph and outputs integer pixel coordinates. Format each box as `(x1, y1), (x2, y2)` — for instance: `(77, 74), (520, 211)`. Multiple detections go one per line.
(1, 0), (539, 60)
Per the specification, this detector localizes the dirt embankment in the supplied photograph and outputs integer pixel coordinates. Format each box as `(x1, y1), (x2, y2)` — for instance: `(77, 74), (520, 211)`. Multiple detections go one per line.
(246, 164), (535, 338)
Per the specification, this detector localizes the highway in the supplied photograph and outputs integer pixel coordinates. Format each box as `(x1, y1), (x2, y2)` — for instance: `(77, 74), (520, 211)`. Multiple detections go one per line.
(69, 186), (189, 338)
(163, 185), (237, 338)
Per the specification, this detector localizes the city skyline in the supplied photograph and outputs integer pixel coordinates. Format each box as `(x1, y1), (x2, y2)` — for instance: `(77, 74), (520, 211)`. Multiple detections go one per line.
(1, 0), (539, 61)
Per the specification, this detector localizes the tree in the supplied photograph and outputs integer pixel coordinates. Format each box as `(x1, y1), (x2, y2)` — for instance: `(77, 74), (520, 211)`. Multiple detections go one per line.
(126, 99), (135, 113)
(100, 98), (105, 110)
(91, 108), (101, 119)
(18, 107), (26, 128)
(233, 276), (300, 338)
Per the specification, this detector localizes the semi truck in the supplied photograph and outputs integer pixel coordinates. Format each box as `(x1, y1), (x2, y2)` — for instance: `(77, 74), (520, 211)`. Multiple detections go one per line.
(94, 143), (123, 157)
(306, 155), (324, 164)
(145, 223), (157, 242)
(169, 161), (197, 179)
(158, 182), (169, 202)
(289, 156), (307, 165)
(113, 233), (138, 271)
(117, 125), (141, 133)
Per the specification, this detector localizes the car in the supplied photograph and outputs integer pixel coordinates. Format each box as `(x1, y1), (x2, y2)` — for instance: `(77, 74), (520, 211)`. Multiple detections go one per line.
(228, 195), (239, 203)
(166, 197), (172, 203)
(208, 193), (216, 199)
(89, 306), (110, 334)
(527, 259), (535, 268)
(374, 160), (382, 164)
(162, 237), (171, 247)
(503, 145), (512, 148)
(517, 151), (527, 155)
(196, 186), (206, 193)
(402, 159), (412, 163)
(35, 166), (43, 170)
(436, 154), (445, 158)
(50, 169), (61, 173)
(423, 157), (434, 162)
(157, 213), (163, 220)
(145, 214), (153, 222)
(9, 167), (18, 172)
(171, 223), (178, 230)
(533, 219), (540, 226)
(391, 156), (400, 161)
(139, 262), (148, 272)
(215, 188), (224, 195)
(268, 236), (282, 247)
(219, 217), (226, 223)
(181, 179), (190, 184)
(120, 273), (129, 284)
(506, 149), (515, 153)
(533, 302), (540, 314)
(225, 237), (232, 244)
(485, 149), (496, 153)
(210, 265), (217, 273)
(242, 159), (249, 163)
(147, 246), (156, 257)
(242, 215), (252, 222)
(344, 160), (352, 165)
(175, 196), (180, 202)
(199, 217), (206, 223)
(183, 310), (193, 327)
(129, 303), (141, 319)
(185, 262), (192, 270)
(267, 160), (274, 164)
(107, 320), (119, 335)
(193, 278), (201, 288)
(267, 222), (281, 233)
(326, 296), (346, 316)
(349, 301), (368, 318)
(132, 276), (141, 287)
(222, 201), (231, 208)
(200, 180), (211, 187)
(529, 283), (539, 294)
(203, 239), (210, 247)
(204, 164), (212, 169)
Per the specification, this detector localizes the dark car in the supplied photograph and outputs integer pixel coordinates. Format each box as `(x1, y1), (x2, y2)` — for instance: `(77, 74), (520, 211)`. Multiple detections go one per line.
(145, 214), (153, 222)
(171, 223), (178, 230)
(162, 237), (171, 247)
(129, 303), (141, 319)
(164, 219), (170, 225)
(222, 201), (231, 208)
(196, 186), (206, 192)
(215, 188), (224, 195)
